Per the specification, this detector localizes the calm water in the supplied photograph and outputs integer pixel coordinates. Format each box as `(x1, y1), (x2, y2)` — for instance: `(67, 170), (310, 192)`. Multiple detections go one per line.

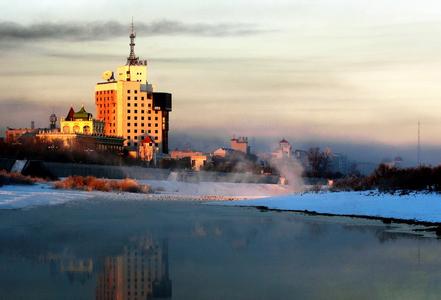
(0, 198), (440, 300)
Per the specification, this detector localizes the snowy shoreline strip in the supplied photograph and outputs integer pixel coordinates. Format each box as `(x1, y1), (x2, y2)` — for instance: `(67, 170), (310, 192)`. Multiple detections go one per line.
(216, 191), (441, 224)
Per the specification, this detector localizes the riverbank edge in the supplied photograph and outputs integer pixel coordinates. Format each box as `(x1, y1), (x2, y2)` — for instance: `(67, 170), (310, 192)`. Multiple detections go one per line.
(229, 204), (441, 234)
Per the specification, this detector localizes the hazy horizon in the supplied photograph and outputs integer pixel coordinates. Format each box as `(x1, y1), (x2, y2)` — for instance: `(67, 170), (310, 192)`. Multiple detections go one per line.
(2, 0), (441, 165)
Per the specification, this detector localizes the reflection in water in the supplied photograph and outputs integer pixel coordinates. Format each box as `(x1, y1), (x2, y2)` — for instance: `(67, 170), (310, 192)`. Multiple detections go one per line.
(96, 237), (172, 300)
(2, 200), (441, 299)
(39, 253), (94, 285)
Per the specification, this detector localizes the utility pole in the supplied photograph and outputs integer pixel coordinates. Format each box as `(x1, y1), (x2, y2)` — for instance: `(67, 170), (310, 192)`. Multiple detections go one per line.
(417, 120), (421, 167)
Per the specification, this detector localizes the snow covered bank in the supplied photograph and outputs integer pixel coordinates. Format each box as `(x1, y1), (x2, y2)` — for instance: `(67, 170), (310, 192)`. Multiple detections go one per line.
(218, 191), (441, 223)
(0, 181), (291, 209)
(139, 179), (291, 198)
(0, 184), (95, 209)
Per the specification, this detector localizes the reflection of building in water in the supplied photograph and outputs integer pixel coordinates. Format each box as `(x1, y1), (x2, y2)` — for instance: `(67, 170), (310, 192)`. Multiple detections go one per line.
(60, 258), (94, 284)
(96, 238), (171, 300)
(39, 253), (94, 285)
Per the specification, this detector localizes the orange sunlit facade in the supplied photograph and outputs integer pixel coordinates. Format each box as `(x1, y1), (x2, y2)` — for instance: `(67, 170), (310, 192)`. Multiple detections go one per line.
(94, 22), (172, 159)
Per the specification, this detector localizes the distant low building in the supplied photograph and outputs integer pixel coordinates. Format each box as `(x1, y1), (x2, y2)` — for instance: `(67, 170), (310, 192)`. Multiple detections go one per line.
(170, 150), (203, 159)
(190, 155), (209, 171)
(61, 106), (104, 135)
(36, 131), (125, 152)
(170, 149), (209, 171)
(213, 147), (236, 158)
(5, 128), (35, 143)
(230, 136), (250, 155)
(272, 138), (293, 160)
(139, 136), (157, 162)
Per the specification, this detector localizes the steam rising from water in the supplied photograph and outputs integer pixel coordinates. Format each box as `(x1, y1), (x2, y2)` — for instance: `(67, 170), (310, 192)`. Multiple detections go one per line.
(270, 158), (305, 193)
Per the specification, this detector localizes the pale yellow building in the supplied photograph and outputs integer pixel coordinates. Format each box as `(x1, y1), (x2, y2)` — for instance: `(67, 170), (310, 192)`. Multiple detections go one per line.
(95, 22), (172, 160)
(60, 106), (104, 135)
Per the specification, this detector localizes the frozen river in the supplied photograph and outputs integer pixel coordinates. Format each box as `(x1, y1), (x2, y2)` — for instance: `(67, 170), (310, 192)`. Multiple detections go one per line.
(0, 196), (440, 299)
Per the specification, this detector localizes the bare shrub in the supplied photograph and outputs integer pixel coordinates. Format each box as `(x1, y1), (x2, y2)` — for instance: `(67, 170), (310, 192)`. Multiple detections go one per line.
(0, 170), (41, 186)
(54, 176), (150, 194)
(332, 164), (441, 193)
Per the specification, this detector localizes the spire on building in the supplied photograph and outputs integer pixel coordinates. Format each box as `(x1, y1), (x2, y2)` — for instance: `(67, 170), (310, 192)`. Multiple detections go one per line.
(126, 18), (147, 66)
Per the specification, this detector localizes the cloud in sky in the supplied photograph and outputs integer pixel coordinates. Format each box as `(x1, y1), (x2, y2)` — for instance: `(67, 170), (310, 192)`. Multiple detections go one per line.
(0, 20), (268, 44)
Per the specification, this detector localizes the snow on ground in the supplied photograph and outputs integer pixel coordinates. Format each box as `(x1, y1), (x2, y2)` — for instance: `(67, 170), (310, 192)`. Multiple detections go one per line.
(0, 184), (95, 209)
(217, 191), (441, 223)
(139, 179), (291, 198)
(0, 181), (291, 209)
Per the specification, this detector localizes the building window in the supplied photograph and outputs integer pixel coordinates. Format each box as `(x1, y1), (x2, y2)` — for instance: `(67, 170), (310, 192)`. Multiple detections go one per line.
(127, 89), (131, 93)
(141, 123), (144, 127)
(134, 116), (138, 120)
(128, 103), (131, 107)
(135, 90), (138, 94)
(148, 123), (151, 127)
(155, 117), (158, 120)
(128, 116), (131, 120)
(134, 142), (138, 147)
(141, 110), (144, 114)
(134, 129), (137, 133)
(148, 110), (151, 114)
(128, 96), (131, 100)
(134, 110), (138, 113)
(148, 130), (151, 133)
(128, 123), (131, 126)
(155, 123), (158, 127)
(141, 116), (144, 120)
(141, 97), (144, 100)
(134, 123), (138, 126)
(155, 130), (158, 133)
(148, 117), (151, 121)
(141, 129), (145, 133)
(127, 129), (131, 133)
(134, 103), (138, 107)
(148, 103), (151, 107)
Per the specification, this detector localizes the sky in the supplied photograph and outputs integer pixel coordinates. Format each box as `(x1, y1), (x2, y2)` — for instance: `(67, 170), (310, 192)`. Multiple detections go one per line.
(1, 0), (441, 164)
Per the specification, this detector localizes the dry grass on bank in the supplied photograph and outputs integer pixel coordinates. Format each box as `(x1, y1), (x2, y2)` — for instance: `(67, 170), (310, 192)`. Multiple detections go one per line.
(0, 170), (41, 187)
(54, 176), (150, 194)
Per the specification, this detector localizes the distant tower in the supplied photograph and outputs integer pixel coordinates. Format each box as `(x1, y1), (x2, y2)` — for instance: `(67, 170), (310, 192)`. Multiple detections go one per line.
(49, 113), (58, 130)
(126, 18), (146, 66)
(31, 121), (35, 130)
(417, 120), (421, 166)
(95, 19), (172, 157)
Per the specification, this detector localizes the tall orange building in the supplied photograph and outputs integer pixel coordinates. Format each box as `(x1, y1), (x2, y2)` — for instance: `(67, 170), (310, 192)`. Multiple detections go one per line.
(95, 22), (172, 159)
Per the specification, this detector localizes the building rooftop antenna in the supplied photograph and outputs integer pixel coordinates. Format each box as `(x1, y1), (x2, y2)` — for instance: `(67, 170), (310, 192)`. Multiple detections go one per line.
(127, 17), (139, 65)
(417, 120), (421, 167)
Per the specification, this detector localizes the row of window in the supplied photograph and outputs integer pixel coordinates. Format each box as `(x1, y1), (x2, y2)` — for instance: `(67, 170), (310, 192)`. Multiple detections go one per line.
(127, 141), (159, 147)
(96, 90), (114, 95)
(99, 110), (115, 114)
(96, 97), (114, 101)
(127, 120), (158, 126)
(127, 132), (159, 140)
(127, 109), (158, 115)
(98, 103), (115, 108)
(127, 127), (159, 134)
(127, 102), (152, 108)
